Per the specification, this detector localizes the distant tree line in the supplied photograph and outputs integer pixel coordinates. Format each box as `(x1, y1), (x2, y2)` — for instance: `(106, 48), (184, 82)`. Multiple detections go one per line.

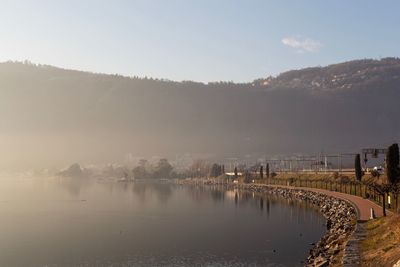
(132, 158), (175, 179)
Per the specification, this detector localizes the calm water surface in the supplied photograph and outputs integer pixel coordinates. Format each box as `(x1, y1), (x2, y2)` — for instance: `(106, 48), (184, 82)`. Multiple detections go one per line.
(0, 177), (326, 267)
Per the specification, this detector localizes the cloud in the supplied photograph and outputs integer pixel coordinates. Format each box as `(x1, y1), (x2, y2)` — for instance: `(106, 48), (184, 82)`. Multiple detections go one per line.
(281, 36), (322, 53)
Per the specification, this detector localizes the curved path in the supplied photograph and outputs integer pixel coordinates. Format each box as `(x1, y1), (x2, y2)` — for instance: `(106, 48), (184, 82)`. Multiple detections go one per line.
(257, 184), (388, 222)
(302, 187), (387, 221)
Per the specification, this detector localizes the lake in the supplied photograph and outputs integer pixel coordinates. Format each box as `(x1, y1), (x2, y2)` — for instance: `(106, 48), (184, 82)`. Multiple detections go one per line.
(0, 177), (326, 267)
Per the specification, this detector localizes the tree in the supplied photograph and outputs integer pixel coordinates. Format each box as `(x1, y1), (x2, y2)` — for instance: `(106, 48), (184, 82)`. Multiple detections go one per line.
(363, 143), (400, 216)
(355, 154), (363, 181)
(58, 163), (85, 178)
(243, 170), (252, 183)
(190, 159), (209, 178)
(385, 143), (400, 213)
(365, 180), (390, 217)
(260, 165), (264, 179)
(154, 158), (173, 179)
(266, 163), (270, 179)
(210, 163), (221, 177)
(234, 167), (238, 179)
(132, 165), (147, 179)
(386, 143), (400, 184)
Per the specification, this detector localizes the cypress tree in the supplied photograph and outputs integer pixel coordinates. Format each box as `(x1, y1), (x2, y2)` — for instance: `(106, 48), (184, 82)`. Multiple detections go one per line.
(260, 165), (264, 179)
(210, 163), (218, 177)
(386, 143), (400, 184)
(217, 165), (222, 176)
(355, 154), (362, 181)
(234, 167), (238, 179)
(266, 163), (270, 178)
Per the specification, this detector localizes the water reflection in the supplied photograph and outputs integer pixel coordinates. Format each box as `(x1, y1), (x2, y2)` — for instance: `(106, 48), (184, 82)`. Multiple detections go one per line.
(0, 178), (326, 267)
(56, 176), (92, 196)
(56, 177), (175, 204)
(56, 179), (324, 227)
(235, 191), (238, 206)
(183, 185), (325, 226)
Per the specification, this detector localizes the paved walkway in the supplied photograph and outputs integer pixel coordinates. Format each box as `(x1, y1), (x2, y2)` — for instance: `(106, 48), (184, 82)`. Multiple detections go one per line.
(258, 184), (388, 221)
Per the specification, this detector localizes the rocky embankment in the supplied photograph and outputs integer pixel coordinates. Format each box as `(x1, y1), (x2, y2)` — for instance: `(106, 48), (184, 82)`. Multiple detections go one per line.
(233, 184), (357, 266)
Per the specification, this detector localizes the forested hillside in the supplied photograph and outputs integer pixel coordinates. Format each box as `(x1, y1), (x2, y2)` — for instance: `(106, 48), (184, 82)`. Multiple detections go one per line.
(0, 58), (399, 169)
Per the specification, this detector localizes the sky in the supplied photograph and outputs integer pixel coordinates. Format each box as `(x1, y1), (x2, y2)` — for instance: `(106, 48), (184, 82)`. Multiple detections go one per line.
(0, 0), (399, 82)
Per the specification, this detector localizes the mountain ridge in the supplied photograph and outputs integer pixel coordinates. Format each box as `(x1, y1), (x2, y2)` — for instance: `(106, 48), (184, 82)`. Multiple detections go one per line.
(3, 57), (400, 88)
(254, 57), (400, 93)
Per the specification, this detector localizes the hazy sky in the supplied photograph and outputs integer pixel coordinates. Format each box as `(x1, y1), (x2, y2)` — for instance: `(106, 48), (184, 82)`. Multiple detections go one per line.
(0, 0), (399, 82)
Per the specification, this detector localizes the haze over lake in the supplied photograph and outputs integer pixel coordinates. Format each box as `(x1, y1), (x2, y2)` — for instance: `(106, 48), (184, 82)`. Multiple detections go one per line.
(0, 178), (325, 267)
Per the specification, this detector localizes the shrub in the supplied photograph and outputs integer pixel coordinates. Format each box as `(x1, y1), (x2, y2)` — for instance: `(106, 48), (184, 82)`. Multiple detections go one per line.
(370, 170), (380, 178)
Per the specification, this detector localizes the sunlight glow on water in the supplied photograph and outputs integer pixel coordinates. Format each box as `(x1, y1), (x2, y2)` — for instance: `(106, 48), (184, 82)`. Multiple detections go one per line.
(0, 178), (325, 266)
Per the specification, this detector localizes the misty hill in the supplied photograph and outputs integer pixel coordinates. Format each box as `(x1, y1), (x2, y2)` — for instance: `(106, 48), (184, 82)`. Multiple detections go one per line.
(255, 58), (400, 92)
(0, 58), (399, 169)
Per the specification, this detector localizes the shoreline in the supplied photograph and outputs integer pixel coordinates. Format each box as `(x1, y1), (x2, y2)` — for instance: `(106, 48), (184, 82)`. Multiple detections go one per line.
(185, 181), (358, 266)
(235, 184), (357, 266)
